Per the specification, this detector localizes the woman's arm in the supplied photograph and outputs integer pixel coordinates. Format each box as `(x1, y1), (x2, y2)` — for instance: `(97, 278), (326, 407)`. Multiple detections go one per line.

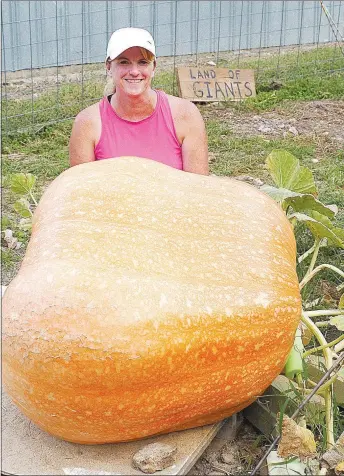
(170, 97), (209, 175)
(69, 107), (99, 167)
(181, 101), (209, 175)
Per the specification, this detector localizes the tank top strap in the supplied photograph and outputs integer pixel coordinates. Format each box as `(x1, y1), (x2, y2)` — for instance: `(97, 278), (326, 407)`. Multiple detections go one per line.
(99, 96), (109, 117)
(155, 90), (181, 146)
(156, 90), (171, 118)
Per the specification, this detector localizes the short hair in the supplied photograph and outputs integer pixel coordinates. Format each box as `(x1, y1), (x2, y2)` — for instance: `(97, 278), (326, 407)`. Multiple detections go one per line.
(140, 47), (155, 63)
(106, 47), (155, 65)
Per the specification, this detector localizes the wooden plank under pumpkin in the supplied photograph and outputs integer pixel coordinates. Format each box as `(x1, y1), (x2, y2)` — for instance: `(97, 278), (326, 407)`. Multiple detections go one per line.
(244, 375), (326, 438)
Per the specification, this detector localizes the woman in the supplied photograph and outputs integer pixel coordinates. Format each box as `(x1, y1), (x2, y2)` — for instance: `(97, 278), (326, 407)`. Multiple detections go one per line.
(69, 27), (209, 175)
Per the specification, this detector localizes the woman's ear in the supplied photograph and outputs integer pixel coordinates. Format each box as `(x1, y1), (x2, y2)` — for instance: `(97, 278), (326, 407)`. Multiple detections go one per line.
(105, 60), (112, 75)
(151, 60), (156, 77)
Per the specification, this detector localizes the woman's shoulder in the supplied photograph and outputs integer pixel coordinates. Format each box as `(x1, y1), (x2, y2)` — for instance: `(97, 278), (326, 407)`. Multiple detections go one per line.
(164, 93), (203, 122)
(162, 92), (205, 145)
(71, 101), (102, 146)
(74, 102), (101, 126)
(72, 101), (102, 141)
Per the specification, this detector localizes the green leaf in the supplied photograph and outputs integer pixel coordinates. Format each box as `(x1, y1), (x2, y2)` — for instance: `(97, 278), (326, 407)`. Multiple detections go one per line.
(339, 294), (344, 310)
(308, 210), (334, 228)
(260, 185), (298, 202)
(1, 216), (11, 230)
(331, 227), (344, 244)
(330, 315), (344, 331)
(261, 185), (335, 218)
(266, 150), (317, 194)
(308, 212), (344, 247)
(290, 213), (344, 248)
(285, 196), (335, 218)
(10, 173), (36, 196)
(13, 199), (32, 218)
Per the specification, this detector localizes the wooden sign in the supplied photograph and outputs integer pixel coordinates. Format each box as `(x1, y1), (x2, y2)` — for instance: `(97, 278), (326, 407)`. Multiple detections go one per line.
(177, 67), (256, 102)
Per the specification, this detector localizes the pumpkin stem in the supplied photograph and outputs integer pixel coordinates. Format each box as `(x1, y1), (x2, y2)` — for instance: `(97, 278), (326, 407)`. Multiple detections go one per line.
(29, 191), (38, 207)
(297, 239), (326, 265)
(301, 312), (335, 448)
(315, 321), (330, 328)
(299, 264), (344, 290)
(284, 328), (304, 379)
(313, 370), (343, 396)
(304, 237), (321, 277)
(303, 334), (344, 359)
(304, 309), (342, 318)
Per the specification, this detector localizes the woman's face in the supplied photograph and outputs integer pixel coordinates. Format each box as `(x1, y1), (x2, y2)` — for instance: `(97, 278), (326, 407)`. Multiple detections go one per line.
(107, 46), (155, 97)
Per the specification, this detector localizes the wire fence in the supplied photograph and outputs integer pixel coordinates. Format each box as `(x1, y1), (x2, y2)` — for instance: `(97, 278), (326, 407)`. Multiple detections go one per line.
(1, 0), (344, 134)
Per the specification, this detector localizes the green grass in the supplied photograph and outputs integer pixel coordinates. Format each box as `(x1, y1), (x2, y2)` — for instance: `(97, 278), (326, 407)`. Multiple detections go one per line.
(218, 47), (344, 112)
(237, 74), (344, 112)
(206, 120), (344, 212)
(1, 246), (23, 276)
(220, 44), (344, 83)
(207, 120), (315, 176)
(2, 121), (71, 182)
(2, 81), (104, 134)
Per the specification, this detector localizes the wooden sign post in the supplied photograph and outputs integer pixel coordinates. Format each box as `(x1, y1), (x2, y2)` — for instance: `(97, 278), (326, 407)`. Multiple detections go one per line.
(177, 67), (256, 102)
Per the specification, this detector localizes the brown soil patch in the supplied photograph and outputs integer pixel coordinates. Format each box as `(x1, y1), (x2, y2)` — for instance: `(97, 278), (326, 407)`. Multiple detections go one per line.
(189, 422), (265, 475)
(202, 100), (344, 145)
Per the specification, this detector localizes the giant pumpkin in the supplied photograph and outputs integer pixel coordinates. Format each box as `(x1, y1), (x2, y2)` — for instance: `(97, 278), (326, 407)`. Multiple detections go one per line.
(2, 157), (301, 444)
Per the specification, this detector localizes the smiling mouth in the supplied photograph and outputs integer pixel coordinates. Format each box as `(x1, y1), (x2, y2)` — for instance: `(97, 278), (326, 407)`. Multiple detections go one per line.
(125, 79), (143, 83)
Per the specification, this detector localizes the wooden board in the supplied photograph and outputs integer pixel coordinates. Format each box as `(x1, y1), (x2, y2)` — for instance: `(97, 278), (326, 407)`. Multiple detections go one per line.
(2, 389), (229, 476)
(244, 400), (279, 439)
(177, 67), (256, 102)
(244, 375), (326, 438)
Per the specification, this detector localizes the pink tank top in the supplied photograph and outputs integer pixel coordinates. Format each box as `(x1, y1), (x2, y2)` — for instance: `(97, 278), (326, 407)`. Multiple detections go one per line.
(94, 90), (183, 170)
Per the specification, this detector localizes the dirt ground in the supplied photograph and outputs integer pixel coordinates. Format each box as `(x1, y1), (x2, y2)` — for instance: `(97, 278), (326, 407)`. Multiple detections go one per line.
(201, 100), (344, 146)
(189, 421), (265, 475)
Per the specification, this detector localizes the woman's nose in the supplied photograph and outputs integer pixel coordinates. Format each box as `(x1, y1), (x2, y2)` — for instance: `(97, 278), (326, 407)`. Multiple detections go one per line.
(129, 64), (140, 76)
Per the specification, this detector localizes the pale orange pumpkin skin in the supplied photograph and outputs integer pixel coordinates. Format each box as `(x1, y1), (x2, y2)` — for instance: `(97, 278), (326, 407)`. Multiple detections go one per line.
(2, 157), (301, 444)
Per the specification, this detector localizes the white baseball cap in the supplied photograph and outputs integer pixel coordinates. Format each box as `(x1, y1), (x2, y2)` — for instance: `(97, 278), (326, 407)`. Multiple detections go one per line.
(106, 28), (156, 61)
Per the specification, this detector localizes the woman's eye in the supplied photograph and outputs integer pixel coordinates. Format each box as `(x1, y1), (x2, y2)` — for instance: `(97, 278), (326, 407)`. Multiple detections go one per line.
(139, 60), (148, 65)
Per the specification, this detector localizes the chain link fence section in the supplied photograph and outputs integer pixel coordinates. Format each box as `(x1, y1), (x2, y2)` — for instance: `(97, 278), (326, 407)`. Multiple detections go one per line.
(1, 0), (343, 134)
